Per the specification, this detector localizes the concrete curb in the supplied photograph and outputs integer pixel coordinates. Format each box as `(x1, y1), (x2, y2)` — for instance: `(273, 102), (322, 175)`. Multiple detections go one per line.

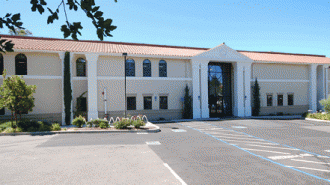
(305, 117), (330, 123)
(0, 122), (161, 136)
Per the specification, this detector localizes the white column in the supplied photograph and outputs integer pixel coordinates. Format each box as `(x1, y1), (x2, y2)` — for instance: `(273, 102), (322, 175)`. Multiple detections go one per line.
(86, 54), (99, 120)
(309, 64), (317, 113)
(192, 60), (201, 119)
(70, 54), (74, 123)
(244, 63), (252, 117)
(200, 61), (209, 118)
(233, 62), (245, 117)
(59, 52), (66, 125)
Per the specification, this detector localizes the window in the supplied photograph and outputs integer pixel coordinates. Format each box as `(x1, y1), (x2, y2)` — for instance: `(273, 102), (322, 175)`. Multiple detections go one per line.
(127, 97), (136, 110)
(126, 59), (135, 77)
(143, 59), (151, 77)
(0, 53), (3, 75)
(0, 108), (4, 115)
(160, 96), (168, 109)
(288, 94), (294, 106)
(144, 96), (152, 110)
(78, 97), (87, 111)
(277, 94), (283, 106)
(15, 54), (27, 75)
(159, 60), (167, 77)
(76, 58), (86, 76)
(267, 94), (273, 106)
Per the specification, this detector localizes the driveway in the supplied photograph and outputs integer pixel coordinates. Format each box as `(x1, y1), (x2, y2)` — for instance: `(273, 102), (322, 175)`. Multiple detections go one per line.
(1, 119), (330, 184)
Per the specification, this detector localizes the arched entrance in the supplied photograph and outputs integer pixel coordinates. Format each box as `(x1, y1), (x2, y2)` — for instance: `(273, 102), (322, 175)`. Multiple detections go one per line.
(208, 62), (232, 117)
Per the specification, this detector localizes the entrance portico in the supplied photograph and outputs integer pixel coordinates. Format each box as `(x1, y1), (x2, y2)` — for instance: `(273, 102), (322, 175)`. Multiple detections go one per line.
(191, 43), (254, 118)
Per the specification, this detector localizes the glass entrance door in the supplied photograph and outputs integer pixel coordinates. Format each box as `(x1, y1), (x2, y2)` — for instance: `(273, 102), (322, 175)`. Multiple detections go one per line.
(208, 63), (232, 117)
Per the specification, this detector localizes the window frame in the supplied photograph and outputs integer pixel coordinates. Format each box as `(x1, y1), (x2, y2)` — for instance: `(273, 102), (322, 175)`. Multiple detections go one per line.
(267, 94), (273, 107)
(15, 53), (27, 75)
(277, 94), (283, 106)
(127, 96), (136, 110)
(159, 96), (168, 110)
(76, 58), (86, 77)
(125, 59), (135, 77)
(288, 93), (294, 106)
(159, 60), (167, 77)
(143, 59), (151, 77)
(143, 96), (152, 110)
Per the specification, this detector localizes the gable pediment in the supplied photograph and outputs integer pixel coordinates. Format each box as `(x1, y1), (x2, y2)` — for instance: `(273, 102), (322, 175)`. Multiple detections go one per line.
(191, 44), (253, 62)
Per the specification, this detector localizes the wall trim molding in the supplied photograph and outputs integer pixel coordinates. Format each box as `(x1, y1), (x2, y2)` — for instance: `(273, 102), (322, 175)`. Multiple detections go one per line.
(97, 76), (192, 81)
(251, 79), (309, 83)
(72, 77), (88, 80)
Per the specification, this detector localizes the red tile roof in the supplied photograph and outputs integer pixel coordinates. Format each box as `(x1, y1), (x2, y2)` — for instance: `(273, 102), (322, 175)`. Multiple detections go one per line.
(1, 35), (329, 64)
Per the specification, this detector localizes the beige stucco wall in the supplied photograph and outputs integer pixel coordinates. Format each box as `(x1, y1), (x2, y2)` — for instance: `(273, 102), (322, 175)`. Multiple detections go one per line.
(97, 56), (190, 78)
(97, 79), (192, 113)
(2, 52), (61, 76)
(0, 79), (62, 115)
(252, 63), (309, 80)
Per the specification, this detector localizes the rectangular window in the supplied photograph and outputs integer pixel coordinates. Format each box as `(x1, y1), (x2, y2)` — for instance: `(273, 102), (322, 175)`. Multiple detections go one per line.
(144, 96), (152, 110)
(288, 94), (294, 106)
(127, 97), (136, 110)
(160, 96), (168, 110)
(277, 94), (283, 106)
(267, 94), (273, 106)
(0, 108), (4, 115)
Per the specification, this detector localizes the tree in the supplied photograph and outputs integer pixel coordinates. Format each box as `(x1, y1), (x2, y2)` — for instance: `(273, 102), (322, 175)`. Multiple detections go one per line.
(182, 85), (193, 119)
(0, 70), (37, 127)
(252, 78), (261, 116)
(9, 28), (33, 36)
(64, 51), (72, 125)
(0, 0), (118, 53)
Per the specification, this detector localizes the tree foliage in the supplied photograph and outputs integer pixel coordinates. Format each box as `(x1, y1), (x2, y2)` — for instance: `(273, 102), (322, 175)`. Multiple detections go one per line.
(252, 78), (261, 116)
(0, 70), (37, 127)
(64, 51), (72, 125)
(0, 0), (118, 53)
(182, 85), (193, 119)
(319, 97), (330, 113)
(9, 28), (33, 36)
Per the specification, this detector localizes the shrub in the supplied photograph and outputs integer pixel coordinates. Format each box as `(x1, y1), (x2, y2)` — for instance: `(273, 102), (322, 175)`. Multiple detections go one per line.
(114, 118), (132, 129)
(132, 119), (145, 128)
(52, 123), (61, 131)
(72, 115), (86, 128)
(302, 112), (309, 118)
(89, 118), (108, 128)
(15, 127), (23, 132)
(99, 121), (109, 129)
(320, 97), (330, 113)
(182, 85), (193, 119)
(86, 121), (93, 128)
(252, 78), (261, 116)
(17, 119), (39, 131)
(38, 121), (52, 132)
(3, 127), (15, 133)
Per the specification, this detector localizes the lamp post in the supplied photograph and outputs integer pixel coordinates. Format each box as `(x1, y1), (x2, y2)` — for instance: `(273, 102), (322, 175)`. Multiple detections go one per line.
(123, 53), (127, 118)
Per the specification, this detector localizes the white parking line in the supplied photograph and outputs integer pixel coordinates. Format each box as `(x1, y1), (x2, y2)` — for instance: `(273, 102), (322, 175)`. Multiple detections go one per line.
(163, 163), (187, 185)
(291, 159), (330, 165)
(207, 133), (254, 137)
(213, 136), (266, 141)
(222, 139), (279, 145)
(268, 154), (313, 160)
(286, 166), (330, 173)
(243, 144), (300, 151)
(242, 148), (291, 155)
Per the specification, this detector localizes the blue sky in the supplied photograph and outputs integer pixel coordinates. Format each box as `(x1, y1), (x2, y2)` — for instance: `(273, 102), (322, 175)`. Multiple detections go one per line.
(1, 0), (329, 56)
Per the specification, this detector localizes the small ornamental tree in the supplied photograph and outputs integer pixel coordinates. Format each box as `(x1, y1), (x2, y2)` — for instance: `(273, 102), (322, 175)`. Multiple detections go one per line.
(64, 51), (72, 125)
(252, 78), (261, 116)
(182, 85), (193, 119)
(0, 70), (37, 127)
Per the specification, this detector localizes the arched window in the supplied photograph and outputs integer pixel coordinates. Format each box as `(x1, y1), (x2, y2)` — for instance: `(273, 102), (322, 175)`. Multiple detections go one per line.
(143, 59), (151, 77)
(159, 60), (167, 77)
(126, 59), (135, 77)
(76, 58), (86, 76)
(15, 54), (27, 75)
(0, 53), (3, 75)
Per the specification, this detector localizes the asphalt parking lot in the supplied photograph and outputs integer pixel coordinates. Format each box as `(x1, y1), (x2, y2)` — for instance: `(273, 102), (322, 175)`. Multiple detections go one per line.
(1, 119), (330, 185)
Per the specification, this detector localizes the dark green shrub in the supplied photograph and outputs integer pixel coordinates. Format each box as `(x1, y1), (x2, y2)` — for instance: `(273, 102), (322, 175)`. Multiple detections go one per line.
(38, 121), (52, 131)
(132, 119), (145, 128)
(182, 85), (193, 119)
(86, 121), (93, 128)
(27, 127), (37, 132)
(302, 112), (309, 118)
(99, 122), (109, 129)
(114, 119), (132, 129)
(64, 52), (72, 125)
(51, 123), (61, 131)
(17, 119), (39, 131)
(252, 79), (261, 116)
(89, 118), (108, 127)
(72, 115), (86, 128)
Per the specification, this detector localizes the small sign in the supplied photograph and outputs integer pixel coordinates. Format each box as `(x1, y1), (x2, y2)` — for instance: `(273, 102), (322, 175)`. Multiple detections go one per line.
(146, 141), (161, 145)
(172, 129), (187, 132)
(232, 126), (246, 129)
